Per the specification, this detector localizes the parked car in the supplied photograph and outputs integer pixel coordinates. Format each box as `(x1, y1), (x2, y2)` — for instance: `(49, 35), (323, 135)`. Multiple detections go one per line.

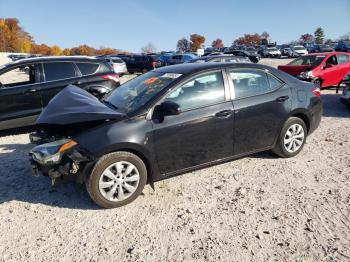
(338, 73), (350, 107)
(335, 41), (350, 52)
(309, 44), (334, 53)
(103, 56), (127, 76)
(278, 52), (350, 88)
(224, 50), (259, 63)
(291, 45), (308, 56)
(29, 62), (322, 208)
(0, 56), (120, 132)
(167, 53), (198, 65)
(265, 47), (282, 58)
(120, 54), (164, 74)
(244, 46), (259, 56)
(281, 48), (299, 58)
(188, 55), (251, 63)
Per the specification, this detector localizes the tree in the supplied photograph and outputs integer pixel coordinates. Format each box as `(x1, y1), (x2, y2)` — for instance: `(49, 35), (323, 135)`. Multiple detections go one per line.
(314, 27), (325, 44)
(96, 47), (118, 55)
(141, 43), (156, 53)
(49, 45), (62, 56)
(70, 45), (96, 56)
(299, 33), (314, 44)
(233, 33), (261, 46)
(176, 37), (190, 52)
(261, 31), (270, 40)
(211, 38), (224, 49)
(31, 43), (51, 55)
(62, 48), (71, 56)
(190, 34), (205, 51)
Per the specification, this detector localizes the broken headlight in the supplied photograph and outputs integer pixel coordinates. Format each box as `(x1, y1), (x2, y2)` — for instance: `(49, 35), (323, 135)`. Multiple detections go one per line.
(31, 139), (77, 165)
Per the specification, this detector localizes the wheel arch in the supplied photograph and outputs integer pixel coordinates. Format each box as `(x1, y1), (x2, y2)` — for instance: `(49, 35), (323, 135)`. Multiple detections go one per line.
(289, 110), (311, 134)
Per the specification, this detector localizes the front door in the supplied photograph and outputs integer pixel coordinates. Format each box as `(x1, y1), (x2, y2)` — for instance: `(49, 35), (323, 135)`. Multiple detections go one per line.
(322, 55), (340, 87)
(227, 68), (292, 155)
(152, 70), (234, 175)
(0, 64), (42, 130)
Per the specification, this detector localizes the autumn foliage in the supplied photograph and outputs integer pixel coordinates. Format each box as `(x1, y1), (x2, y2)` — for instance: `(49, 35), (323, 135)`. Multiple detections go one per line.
(190, 34), (205, 51)
(211, 38), (224, 49)
(0, 17), (126, 56)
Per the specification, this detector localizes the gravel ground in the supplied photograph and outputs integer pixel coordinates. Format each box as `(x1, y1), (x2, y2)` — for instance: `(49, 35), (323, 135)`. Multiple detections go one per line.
(0, 57), (350, 261)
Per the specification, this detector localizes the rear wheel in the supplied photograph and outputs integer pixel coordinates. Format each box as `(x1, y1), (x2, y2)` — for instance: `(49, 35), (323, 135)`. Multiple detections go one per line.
(86, 152), (147, 208)
(272, 117), (307, 158)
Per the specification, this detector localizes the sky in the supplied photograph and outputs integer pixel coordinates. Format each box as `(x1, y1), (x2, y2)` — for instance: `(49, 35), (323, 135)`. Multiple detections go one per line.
(0, 0), (349, 52)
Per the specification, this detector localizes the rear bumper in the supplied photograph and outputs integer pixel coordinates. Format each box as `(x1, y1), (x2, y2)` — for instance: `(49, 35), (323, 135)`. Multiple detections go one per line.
(308, 99), (323, 134)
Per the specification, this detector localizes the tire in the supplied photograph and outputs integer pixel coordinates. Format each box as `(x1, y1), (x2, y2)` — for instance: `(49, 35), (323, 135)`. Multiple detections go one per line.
(86, 151), (147, 208)
(272, 117), (307, 158)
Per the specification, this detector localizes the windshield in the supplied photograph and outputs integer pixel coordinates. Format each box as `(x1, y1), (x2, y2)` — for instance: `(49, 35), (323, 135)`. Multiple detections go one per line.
(288, 55), (325, 66)
(104, 71), (180, 113)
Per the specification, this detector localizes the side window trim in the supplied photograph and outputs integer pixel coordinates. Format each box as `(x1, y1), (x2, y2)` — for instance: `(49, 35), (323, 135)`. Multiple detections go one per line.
(227, 68), (285, 100)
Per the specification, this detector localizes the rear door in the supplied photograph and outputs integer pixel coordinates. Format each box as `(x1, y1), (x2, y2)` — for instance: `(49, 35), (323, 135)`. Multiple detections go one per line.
(40, 61), (78, 107)
(0, 63), (42, 130)
(227, 68), (292, 155)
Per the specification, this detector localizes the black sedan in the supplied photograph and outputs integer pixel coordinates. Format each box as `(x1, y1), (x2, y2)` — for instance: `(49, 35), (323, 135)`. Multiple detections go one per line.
(30, 63), (323, 208)
(224, 50), (260, 63)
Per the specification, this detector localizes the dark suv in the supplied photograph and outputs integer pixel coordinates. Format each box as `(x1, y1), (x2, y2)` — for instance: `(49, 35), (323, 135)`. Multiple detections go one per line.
(119, 54), (163, 73)
(0, 56), (120, 132)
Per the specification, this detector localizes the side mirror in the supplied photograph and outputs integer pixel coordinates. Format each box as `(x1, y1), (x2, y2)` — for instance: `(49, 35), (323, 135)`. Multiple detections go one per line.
(153, 101), (181, 120)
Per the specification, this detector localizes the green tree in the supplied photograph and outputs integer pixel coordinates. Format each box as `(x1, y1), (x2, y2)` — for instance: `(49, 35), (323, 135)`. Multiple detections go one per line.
(314, 27), (325, 44)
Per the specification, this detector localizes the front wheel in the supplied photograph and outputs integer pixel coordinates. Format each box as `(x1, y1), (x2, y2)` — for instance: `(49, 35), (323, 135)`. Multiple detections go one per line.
(86, 152), (147, 208)
(272, 117), (307, 158)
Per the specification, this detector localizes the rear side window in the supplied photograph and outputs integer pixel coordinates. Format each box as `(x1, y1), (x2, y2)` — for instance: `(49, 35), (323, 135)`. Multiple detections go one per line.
(229, 69), (271, 99)
(43, 62), (76, 81)
(76, 62), (99, 75)
(267, 74), (283, 89)
(336, 54), (349, 64)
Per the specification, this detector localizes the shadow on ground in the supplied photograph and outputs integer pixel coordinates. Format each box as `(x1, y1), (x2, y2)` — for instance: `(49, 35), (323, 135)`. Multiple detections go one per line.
(0, 143), (98, 210)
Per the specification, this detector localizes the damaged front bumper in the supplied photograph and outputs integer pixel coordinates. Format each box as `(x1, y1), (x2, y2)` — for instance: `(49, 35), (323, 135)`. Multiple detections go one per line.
(29, 140), (94, 184)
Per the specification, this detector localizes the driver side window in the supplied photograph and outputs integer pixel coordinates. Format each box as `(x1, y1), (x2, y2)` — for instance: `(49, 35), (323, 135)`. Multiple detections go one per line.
(325, 55), (337, 66)
(164, 71), (225, 111)
(0, 64), (37, 88)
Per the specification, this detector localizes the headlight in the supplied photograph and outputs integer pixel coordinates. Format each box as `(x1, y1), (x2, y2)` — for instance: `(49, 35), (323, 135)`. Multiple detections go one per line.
(299, 71), (314, 79)
(31, 139), (77, 165)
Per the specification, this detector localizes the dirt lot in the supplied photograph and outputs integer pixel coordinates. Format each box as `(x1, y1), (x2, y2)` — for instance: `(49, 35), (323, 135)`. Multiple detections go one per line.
(0, 56), (349, 262)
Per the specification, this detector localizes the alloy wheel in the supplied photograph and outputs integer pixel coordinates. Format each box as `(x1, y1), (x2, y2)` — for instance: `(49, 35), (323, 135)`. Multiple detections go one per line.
(98, 161), (140, 202)
(283, 124), (305, 153)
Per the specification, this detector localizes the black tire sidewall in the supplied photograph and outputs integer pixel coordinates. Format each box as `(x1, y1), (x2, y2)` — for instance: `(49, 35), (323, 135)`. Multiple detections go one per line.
(86, 152), (147, 209)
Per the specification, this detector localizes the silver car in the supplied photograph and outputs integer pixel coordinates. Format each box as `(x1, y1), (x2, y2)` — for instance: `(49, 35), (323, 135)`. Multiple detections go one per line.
(106, 57), (128, 75)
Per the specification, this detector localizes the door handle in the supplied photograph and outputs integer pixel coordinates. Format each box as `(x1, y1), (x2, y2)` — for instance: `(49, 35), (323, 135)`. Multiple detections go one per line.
(215, 110), (233, 118)
(276, 96), (289, 102)
(24, 89), (37, 94)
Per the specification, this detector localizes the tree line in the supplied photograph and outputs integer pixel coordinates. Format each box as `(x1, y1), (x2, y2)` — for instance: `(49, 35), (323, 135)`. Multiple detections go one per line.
(0, 18), (126, 55)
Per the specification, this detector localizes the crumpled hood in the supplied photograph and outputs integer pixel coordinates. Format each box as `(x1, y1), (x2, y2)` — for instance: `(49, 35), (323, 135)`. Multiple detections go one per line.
(278, 65), (315, 76)
(36, 85), (124, 125)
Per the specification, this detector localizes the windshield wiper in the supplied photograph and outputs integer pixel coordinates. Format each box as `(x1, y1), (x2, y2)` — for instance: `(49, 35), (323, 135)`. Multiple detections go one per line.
(102, 100), (118, 110)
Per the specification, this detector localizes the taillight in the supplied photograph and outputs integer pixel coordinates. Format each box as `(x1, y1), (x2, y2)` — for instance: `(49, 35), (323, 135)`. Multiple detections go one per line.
(312, 87), (321, 97)
(101, 74), (119, 83)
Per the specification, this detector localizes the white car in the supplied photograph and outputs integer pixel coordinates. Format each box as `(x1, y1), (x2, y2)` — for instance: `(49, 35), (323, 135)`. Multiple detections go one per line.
(266, 47), (281, 57)
(105, 57), (128, 75)
(291, 45), (308, 56)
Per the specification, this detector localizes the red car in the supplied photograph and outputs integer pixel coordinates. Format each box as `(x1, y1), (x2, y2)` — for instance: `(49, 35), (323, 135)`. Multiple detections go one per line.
(278, 52), (350, 88)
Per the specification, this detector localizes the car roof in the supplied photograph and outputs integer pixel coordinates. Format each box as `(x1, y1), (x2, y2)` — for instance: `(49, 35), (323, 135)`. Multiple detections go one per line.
(154, 62), (271, 74)
(305, 51), (348, 56)
(6, 56), (106, 66)
(191, 55), (245, 61)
